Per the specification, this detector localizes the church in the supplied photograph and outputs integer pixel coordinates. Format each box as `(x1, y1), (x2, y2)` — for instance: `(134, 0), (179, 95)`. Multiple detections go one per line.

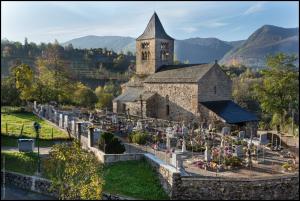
(113, 12), (258, 131)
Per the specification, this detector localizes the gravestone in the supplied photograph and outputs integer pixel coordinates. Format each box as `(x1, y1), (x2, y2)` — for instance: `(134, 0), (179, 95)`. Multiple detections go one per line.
(204, 146), (211, 162)
(33, 101), (37, 112)
(238, 131), (245, 140)
(182, 138), (187, 152)
(71, 120), (76, 135)
(235, 145), (244, 158)
(259, 133), (269, 145)
(222, 127), (230, 135)
(59, 113), (64, 128)
(64, 115), (69, 129)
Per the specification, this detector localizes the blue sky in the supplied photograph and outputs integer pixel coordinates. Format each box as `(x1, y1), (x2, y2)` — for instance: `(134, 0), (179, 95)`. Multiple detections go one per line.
(1, 1), (299, 44)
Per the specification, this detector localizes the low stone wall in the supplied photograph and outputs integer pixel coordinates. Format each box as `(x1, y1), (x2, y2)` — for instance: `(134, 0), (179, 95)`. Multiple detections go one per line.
(143, 153), (180, 198)
(1, 171), (57, 197)
(1, 170), (132, 200)
(172, 174), (299, 200)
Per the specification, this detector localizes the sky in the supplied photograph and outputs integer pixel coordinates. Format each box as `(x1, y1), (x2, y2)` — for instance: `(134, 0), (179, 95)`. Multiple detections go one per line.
(1, 1), (299, 44)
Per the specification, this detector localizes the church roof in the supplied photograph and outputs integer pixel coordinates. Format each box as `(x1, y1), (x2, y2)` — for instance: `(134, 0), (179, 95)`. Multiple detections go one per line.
(137, 12), (174, 41)
(144, 63), (215, 83)
(113, 87), (156, 102)
(200, 100), (259, 124)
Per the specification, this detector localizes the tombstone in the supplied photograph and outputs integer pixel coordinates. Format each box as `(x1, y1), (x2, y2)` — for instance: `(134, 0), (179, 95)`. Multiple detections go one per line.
(171, 152), (184, 170)
(204, 146), (211, 162)
(64, 115), (69, 129)
(71, 120), (76, 136)
(238, 131), (245, 140)
(182, 139), (187, 153)
(166, 137), (171, 150)
(112, 114), (117, 124)
(94, 128), (100, 144)
(235, 145), (244, 158)
(259, 133), (269, 145)
(33, 101), (37, 112)
(59, 113), (64, 128)
(221, 127), (230, 135)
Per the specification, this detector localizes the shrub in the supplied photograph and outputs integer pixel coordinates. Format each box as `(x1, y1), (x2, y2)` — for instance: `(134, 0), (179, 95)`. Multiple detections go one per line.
(129, 131), (148, 145)
(224, 156), (242, 167)
(98, 132), (125, 154)
(44, 141), (104, 199)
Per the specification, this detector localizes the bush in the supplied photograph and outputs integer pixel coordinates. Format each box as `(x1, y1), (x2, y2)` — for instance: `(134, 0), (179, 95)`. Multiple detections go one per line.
(224, 156), (242, 167)
(129, 131), (148, 145)
(44, 141), (103, 199)
(98, 132), (125, 154)
(186, 144), (205, 152)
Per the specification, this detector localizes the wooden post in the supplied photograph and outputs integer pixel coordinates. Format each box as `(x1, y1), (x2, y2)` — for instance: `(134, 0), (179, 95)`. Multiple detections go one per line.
(6, 123), (8, 135)
(20, 124), (24, 136)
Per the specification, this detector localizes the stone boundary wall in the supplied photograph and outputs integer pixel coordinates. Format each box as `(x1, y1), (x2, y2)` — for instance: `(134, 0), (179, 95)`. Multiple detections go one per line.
(1, 170), (131, 200)
(1, 171), (57, 197)
(172, 174), (299, 200)
(143, 153), (181, 198)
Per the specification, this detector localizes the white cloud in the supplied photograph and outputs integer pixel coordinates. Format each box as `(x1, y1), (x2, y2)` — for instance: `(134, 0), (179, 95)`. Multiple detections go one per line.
(244, 2), (266, 15)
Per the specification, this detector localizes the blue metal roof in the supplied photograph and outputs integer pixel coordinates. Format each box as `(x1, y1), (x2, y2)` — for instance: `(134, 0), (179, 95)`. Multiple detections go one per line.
(200, 100), (259, 124)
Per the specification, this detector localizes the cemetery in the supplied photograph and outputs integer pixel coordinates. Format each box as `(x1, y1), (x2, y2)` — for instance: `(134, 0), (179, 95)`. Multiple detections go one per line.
(16, 101), (298, 199)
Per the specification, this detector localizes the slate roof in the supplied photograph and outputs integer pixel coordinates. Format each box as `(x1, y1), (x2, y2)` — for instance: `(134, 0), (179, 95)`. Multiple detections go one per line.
(113, 88), (156, 102)
(137, 12), (174, 41)
(144, 63), (215, 83)
(200, 100), (259, 124)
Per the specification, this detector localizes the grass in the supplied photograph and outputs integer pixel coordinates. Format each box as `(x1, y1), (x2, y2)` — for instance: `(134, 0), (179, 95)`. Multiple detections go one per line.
(1, 150), (169, 200)
(1, 110), (69, 140)
(103, 160), (169, 200)
(0, 135), (71, 147)
(1, 151), (39, 175)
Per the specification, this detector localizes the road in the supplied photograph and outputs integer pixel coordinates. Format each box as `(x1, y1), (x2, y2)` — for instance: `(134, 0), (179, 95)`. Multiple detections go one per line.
(1, 184), (56, 200)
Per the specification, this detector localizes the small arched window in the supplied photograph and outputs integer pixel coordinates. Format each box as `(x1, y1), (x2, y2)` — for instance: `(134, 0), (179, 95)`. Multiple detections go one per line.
(214, 86), (217, 94)
(166, 95), (170, 116)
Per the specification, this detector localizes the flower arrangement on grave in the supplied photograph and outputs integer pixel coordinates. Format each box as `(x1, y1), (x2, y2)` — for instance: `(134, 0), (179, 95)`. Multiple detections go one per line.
(212, 147), (220, 159)
(192, 160), (206, 169)
(282, 159), (296, 172)
(224, 156), (242, 167)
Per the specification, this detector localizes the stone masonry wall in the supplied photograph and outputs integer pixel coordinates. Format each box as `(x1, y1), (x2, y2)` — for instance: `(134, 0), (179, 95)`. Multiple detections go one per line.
(172, 174), (299, 200)
(198, 64), (232, 102)
(144, 83), (199, 121)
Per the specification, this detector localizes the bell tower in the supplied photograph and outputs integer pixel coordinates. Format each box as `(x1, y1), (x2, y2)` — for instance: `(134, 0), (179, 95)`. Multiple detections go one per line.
(136, 12), (174, 75)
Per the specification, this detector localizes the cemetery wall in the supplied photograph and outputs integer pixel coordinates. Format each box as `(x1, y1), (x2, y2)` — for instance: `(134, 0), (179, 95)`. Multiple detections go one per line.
(172, 174), (299, 200)
(1, 171), (57, 197)
(1, 171), (131, 200)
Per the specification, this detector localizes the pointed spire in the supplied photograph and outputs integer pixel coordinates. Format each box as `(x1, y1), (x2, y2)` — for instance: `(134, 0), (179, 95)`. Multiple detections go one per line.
(137, 12), (174, 40)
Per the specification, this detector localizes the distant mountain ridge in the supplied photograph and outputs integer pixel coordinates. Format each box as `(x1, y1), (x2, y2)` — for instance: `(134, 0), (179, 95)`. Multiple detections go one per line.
(220, 25), (299, 68)
(63, 25), (299, 68)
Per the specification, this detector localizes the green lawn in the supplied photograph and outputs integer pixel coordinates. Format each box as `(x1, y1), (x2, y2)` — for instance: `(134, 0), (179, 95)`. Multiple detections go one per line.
(1, 151), (39, 175)
(103, 160), (169, 200)
(0, 135), (71, 147)
(1, 151), (169, 200)
(1, 111), (69, 140)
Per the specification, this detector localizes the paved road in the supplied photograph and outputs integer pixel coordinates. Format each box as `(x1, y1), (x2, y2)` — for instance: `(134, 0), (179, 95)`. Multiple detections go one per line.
(1, 184), (56, 200)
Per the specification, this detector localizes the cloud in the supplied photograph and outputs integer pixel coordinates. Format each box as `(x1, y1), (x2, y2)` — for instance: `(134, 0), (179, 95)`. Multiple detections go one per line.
(244, 2), (266, 15)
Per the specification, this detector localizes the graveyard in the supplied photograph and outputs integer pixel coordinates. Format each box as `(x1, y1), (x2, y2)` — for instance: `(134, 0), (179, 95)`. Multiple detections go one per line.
(30, 101), (299, 179)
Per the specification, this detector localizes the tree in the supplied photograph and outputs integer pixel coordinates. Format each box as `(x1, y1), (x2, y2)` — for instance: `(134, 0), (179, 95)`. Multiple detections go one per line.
(11, 64), (35, 103)
(1, 77), (21, 106)
(44, 141), (104, 200)
(73, 83), (98, 108)
(253, 53), (299, 131)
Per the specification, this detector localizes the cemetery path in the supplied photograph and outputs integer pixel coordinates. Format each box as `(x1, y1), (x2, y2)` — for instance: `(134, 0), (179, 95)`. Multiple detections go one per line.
(1, 146), (51, 156)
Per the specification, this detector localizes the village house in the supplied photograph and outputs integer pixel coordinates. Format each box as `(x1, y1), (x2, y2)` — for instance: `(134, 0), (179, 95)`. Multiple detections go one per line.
(113, 12), (258, 134)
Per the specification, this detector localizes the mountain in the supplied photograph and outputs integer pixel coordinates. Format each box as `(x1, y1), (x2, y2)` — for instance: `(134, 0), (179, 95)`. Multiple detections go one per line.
(174, 38), (237, 63)
(63, 25), (299, 67)
(64, 36), (241, 63)
(63, 35), (135, 53)
(220, 25), (299, 68)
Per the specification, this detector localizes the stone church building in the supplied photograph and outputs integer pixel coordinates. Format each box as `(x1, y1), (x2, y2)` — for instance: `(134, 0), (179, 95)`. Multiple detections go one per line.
(113, 13), (258, 130)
